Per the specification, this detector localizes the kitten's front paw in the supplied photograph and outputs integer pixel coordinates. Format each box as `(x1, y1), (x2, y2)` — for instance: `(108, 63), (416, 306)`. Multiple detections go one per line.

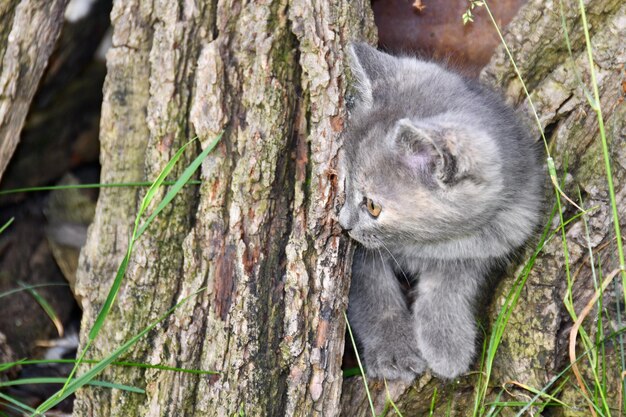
(416, 321), (476, 379)
(362, 321), (425, 382)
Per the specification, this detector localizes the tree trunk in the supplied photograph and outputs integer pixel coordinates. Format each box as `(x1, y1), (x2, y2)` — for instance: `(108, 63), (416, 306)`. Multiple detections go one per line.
(73, 1), (374, 416)
(0, 0), (69, 182)
(341, 0), (626, 416)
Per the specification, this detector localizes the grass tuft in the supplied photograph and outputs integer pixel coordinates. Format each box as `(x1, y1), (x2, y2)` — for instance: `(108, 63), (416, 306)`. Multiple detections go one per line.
(62, 133), (222, 394)
(32, 286), (210, 415)
(0, 134), (223, 415)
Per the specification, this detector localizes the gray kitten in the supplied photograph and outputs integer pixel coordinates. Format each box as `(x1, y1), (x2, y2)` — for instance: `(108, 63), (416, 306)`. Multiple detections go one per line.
(339, 43), (544, 380)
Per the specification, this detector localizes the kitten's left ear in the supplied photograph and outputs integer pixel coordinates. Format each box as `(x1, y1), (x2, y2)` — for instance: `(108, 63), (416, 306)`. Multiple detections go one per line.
(348, 42), (397, 108)
(393, 119), (464, 185)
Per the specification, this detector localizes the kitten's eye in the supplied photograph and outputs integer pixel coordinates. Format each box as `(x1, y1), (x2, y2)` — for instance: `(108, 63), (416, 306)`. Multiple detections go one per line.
(364, 197), (382, 218)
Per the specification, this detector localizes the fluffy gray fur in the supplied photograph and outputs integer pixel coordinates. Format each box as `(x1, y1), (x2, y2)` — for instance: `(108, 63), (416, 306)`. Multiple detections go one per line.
(339, 43), (544, 380)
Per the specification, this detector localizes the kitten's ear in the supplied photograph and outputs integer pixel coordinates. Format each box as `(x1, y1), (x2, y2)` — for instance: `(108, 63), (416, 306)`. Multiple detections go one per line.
(393, 119), (459, 185)
(348, 42), (396, 108)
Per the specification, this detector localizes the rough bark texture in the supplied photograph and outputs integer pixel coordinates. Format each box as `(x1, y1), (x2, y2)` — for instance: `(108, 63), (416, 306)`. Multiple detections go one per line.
(341, 0), (626, 416)
(73, 1), (374, 416)
(0, 0), (69, 182)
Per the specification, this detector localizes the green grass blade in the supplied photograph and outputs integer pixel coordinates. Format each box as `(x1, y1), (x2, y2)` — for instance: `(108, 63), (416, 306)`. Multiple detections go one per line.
(87, 254), (130, 341)
(472, 325), (488, 414)
(0, 359), (26, 373)
(481, 0), (548, 152)
(0, 283), (69, 299)
(344, 311), (376, 417)
(0, 392), (38, 415)
(614, 277), (626, 415)
(0, 377), (144, 394)
(383, 378), (405, 417)
(484, 388), (505, 417)
(577, 0), (626, 309)
(428, 386), (438, 416)
(0, 358), (218, 375)
(557, 0), (594, 104)
(136, 132), (223, 237)
(19, 282), (64, 337)
(0, 180), (202, 196)
(136, 137), (197, 221)
(33, 287), (207, 415)
(579, 192), (612, 415)
(0, 217), (14, 234)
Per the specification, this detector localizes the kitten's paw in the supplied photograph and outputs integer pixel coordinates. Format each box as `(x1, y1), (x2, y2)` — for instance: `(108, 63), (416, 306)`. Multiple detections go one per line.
(362, 323), (425, 382)
(416, 322), (476, 379)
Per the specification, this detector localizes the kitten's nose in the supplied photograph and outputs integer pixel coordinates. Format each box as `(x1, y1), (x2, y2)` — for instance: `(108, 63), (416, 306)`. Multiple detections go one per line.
(338, 206), (352, 231)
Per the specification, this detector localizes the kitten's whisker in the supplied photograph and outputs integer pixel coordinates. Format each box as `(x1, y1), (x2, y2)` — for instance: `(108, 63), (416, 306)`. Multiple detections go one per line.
(381, 242), (411, 286)
(366, 248), (375, 270)
(377, 248), (389, 280)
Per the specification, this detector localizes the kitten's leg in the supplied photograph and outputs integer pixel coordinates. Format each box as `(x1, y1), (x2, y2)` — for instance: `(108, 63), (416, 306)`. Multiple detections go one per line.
(413, 262), (483, 379)
(348, 247), (425, 381)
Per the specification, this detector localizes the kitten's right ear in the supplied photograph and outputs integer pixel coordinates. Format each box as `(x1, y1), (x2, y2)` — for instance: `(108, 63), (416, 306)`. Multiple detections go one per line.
(393, 119), (459, 186)
(348, 42), (396, 108)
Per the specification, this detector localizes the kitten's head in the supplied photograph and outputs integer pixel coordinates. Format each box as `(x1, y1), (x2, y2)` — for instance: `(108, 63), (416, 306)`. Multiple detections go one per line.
(338, 43), (503, 250)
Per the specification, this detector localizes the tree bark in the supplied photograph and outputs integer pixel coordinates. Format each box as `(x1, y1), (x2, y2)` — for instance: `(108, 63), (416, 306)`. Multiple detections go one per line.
(73, 1), (374, 416)
(0, 0), (69, 182)
(341, 0), (626, 416)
